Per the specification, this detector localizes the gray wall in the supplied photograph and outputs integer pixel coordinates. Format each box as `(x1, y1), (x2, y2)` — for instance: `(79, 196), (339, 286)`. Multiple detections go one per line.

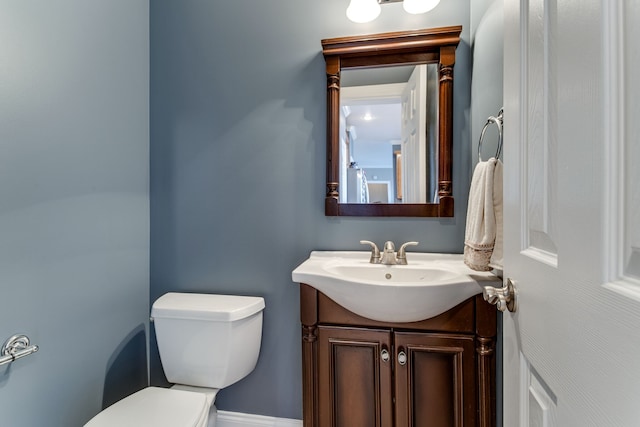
(0, 1), (149, 426)
(471, 1), (504, 425)
(150, 0), (471, 419)
(471, 0), (504, 163)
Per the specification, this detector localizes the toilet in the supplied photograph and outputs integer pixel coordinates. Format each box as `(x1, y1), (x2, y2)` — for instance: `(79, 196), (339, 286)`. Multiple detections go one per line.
(85, 292), (265, 427)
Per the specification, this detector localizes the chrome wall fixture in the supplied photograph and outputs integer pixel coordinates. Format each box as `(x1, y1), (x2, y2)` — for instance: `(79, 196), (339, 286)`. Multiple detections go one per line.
(478, 108), (504, 161)
(346, 0), (441, 23)
(0, 334), (39, 367)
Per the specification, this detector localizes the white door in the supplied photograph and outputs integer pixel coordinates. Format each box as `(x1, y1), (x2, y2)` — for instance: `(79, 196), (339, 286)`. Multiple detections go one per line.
(502, 0), (640, 426)
(401, 64), (427, 203)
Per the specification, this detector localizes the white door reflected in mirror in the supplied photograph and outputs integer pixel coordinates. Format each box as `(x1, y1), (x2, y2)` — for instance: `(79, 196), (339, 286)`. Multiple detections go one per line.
(340, 64), (439, 204)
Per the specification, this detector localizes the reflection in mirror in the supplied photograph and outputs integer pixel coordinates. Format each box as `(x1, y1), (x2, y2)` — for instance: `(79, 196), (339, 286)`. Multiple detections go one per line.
(340, 64), (440, 204)
(322, 26), (462, 217)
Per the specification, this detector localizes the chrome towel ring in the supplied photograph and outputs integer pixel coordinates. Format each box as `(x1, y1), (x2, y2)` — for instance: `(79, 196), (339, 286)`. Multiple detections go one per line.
(478, 108), (504, 161)
(0, 334), (39, 367)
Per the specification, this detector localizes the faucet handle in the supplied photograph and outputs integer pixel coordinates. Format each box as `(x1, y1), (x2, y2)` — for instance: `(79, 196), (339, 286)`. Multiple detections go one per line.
(360, 240), (381, 264)
(396, 241), (419, 264)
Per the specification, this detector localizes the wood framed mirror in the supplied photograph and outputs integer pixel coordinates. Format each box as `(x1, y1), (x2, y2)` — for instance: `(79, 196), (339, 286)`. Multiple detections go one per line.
(322, 26), (462, 217)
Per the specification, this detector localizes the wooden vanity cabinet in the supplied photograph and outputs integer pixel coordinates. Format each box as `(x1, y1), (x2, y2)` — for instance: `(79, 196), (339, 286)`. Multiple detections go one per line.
(299, 284), (497, 427)
(317, 326), (394, 426)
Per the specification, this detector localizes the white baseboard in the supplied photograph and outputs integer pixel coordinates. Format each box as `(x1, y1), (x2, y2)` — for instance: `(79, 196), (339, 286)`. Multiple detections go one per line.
(216, 410), (303, 427)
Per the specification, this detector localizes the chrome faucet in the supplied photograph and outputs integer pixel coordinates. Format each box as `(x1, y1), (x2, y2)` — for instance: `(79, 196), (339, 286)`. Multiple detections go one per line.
(360, 240), (419, 265)
(396, 241), (419, 265)
(380, 241), (397, 265)
(359, 240), (380, 263)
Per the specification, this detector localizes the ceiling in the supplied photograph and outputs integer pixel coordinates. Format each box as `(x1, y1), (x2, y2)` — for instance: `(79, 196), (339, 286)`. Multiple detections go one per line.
(344, 102), (401, 142)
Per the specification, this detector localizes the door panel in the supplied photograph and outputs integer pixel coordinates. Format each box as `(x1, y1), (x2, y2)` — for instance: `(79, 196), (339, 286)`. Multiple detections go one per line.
(622, 0), (640, 283)
(394, 332), (475, 427)
(520, 355), (557, 427)
(401, 64), (427, 203)
(523, 0), (558, 262)
(317, 326), (393, 427)
(503, 0), (640, 425)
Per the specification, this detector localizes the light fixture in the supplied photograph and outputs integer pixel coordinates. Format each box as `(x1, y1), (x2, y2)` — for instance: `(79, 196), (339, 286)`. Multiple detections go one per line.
(346, 0), (381, 24)
(346, 0), (441, 23)
(403, 0), (440, 14)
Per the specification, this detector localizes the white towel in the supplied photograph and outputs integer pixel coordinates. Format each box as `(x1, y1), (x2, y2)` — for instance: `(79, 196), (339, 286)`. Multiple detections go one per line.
(464, 158), (503, 271)
(489, 160), (503, 270)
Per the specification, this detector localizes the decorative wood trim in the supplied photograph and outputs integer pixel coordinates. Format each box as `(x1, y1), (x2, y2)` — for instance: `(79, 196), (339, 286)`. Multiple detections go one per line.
(300, 284), (318, 427)
(322, 26), (462, 217)
(474, 295), (498, 337)
(325, 56), (340, 207)
(439, 62), (454, 198)
(394, 333), (475, 427)
(301, 325), (317, 427)
(300, 284), (318, 326)
(317, 291), (475, 332)
(326, 182), (339, 199)
(476, 337), (496, 427)
(333, 202), (442, 217)
(318, 327), (393, 427)
(475, 295), (497, 427)
(439, 195), (454, 217)
(321, 27), (464, 57)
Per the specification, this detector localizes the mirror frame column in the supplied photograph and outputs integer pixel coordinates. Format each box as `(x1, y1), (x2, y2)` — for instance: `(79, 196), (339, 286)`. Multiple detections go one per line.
(438, 45), (456, 216)
(325, 56), (340, 215)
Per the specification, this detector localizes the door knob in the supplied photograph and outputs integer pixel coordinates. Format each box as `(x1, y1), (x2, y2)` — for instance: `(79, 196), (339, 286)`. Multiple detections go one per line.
(483, 278), (517, 313)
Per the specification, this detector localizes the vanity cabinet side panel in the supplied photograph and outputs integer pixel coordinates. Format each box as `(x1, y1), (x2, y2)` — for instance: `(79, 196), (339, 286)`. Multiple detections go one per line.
(394, 332), (476, 427)
(300, 284), (319, 427)
(475, 295), (497, 427)
(317, 326), (393, 427)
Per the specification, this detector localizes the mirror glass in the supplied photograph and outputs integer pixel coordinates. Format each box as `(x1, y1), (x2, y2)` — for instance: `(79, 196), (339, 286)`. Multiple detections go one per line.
(339, 64), (440, 204)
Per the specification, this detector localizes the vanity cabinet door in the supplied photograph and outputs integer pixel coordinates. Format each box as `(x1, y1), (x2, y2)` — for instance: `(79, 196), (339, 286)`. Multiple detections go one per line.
(394, 332), (476, 427)
(317, 326), (393, 427)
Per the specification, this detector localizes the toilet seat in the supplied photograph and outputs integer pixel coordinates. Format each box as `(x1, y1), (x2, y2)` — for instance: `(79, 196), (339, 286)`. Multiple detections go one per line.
(84, 387), (209, 427)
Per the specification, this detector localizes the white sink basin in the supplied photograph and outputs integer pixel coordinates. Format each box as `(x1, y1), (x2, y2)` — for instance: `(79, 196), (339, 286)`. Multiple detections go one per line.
(292, 251), (499, 323)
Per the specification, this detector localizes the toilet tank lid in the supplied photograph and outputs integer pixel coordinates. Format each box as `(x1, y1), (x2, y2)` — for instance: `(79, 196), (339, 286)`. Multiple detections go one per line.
(151, 293), (265, 322)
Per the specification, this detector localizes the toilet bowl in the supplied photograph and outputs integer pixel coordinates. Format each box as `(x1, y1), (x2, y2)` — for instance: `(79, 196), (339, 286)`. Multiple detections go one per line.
(85, 293), (265, 427)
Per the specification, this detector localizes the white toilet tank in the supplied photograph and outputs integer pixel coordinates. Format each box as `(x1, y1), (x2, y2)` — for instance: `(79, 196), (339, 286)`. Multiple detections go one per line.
(151, 292), (265, 389)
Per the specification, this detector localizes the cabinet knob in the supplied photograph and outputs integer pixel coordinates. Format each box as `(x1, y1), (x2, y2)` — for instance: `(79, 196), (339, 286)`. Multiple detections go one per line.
(397, 350), (407, 366)
(381, 348), (390, 363)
